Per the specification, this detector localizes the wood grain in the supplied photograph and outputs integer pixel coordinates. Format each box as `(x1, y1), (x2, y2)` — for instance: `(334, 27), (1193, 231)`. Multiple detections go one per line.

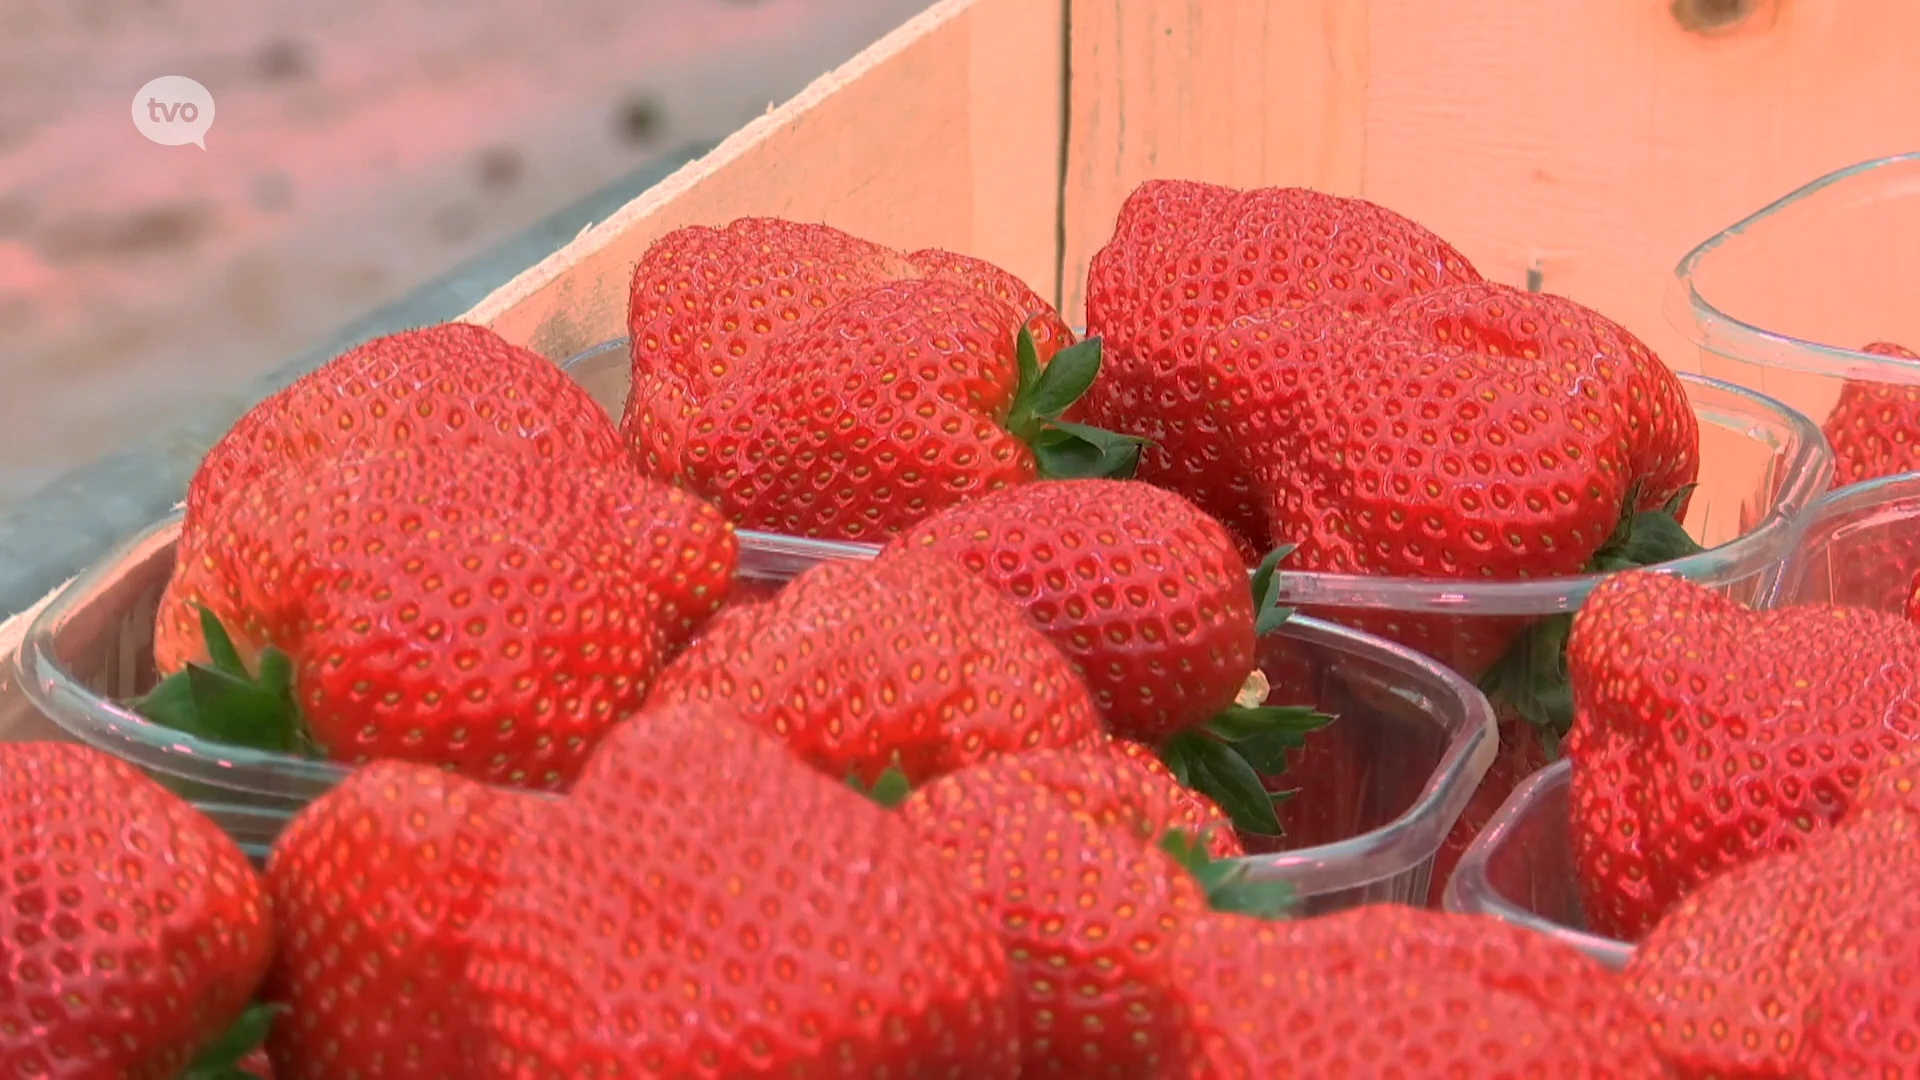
(463, 0), (1064, 361)
(1059, 0), (1920, 386)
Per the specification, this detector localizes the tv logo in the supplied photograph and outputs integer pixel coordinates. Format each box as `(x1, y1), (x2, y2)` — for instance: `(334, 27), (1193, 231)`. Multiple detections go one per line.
(132, 76), (216, 149)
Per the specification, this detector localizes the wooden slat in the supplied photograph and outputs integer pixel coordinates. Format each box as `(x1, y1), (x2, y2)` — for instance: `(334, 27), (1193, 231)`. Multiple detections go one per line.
(462, 0), (1065, 360)
(1058, 0), (1920, 378)
(1059, 0), (1371, 323)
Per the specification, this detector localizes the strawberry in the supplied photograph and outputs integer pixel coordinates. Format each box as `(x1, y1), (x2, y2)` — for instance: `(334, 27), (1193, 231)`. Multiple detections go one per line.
(262, 760), (543, 1079)
(140, 444), (736, 790)
(677, 277), (1143, 540)
(645, 545), (1105, 787)
(896, 748), (1291, 1076)
(461, 702), (1020, 1076)
(1081, 181), (1484, 556)
(189, 321), (625, 525)
(1170, 906), (1663, 1077)
(623, 218), (1076, 485)
(1566, 570), (1920, 940)
(1623, 746), (1920, 1077)
(0, 742), (274, 1078)
(1820, 340), (1920, 488)
(1101, 737), (1244, 857)
(887, 478), (1330, 833)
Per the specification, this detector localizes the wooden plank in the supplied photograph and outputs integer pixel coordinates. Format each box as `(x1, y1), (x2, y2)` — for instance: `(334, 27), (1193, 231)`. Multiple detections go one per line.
(462, 0), (1065, 361)
(1358, 0), (1920, 373)
(1059, 0), (1370, 324)
(1057, 0), (1920, 374)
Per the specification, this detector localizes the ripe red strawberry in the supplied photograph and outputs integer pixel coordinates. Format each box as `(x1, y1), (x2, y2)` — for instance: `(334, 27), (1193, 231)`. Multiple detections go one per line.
(1081, 181), (1484, 555)
(623, 218), (1074, 484)
(461, 702), (1020, 1076)
(1170, 906), (1663, 1077)
(678, 277), (1141, 540)
(190, 321), (625, 524)
(0, 742), (275, 1078)
(1623, 747), (1920, 1077)
(897, 750), (1290, 1077)
(887, 479), (1330, 833)
(1566, 570), (1920, 940)
(142, 445), (736, 790)
(263, 761), (543, 1079)
(1101, 737), (1243, 857)
(1821, 340), (1920, 488)
(646, 546), (1103, 786)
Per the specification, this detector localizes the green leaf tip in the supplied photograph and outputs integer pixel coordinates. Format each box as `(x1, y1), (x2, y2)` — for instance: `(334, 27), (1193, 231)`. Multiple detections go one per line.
(128, 606), (313, 757)
(1156, 829), (1294, 919)
(180, 1001), (284, 1079)
(1249, 544), (1301, 637)
(846, 763), (914, 809)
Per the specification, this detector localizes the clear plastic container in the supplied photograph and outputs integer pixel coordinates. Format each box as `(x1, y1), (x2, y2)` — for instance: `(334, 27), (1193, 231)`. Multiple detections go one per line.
(1668, 152), (1920, 437)
(1771, 470), (1920, 612)
(12, 514), (876, 811)
(1440, 759), (1632, 970)
(201, 801), (293, 866)
(13, 513), (1497, 913)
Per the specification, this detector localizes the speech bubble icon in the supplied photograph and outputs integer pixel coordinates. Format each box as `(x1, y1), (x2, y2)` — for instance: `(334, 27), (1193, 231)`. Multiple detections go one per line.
(132, 76), (216, 149)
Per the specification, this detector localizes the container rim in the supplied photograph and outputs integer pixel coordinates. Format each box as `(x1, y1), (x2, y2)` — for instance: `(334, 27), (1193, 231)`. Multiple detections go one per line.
(1665, 151), (1920, 382)
(1240, 613), (1498, 897)
(566, 339), (1831, 617)
(15, 516), (1496, 898)
(1440, 758), (1633, 970)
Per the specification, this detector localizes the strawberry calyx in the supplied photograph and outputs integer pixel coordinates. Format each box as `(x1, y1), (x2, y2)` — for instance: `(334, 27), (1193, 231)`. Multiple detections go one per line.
(1479, 482), (1704, 753)
(1160, 544), (1336, 837)
(129, 607), (316, 757)
(180, 1001), (282, 1079)
(1001, 327), (1151, 480)
(1156, 828), (1295, 917)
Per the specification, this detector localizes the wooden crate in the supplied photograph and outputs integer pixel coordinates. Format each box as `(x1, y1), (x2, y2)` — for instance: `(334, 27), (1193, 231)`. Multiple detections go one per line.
(464, 0), (1920, 376)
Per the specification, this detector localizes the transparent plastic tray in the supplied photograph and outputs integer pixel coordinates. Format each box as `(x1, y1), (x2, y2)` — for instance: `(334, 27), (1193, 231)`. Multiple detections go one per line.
(1772, 470), (1920, 611)
(12, 514), (873, 811)
(1668, 152), (1920, 438)
(1440, 759), (1632, 969)
(14, 519), (1496, 914)
(566, 339), (1831, 675)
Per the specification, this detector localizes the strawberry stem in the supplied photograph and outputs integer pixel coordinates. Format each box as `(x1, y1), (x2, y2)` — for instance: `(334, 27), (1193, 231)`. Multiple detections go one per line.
(129, 607), (317, 757)
(1001, 327), (1152, 480)
(1157, 828), (1295, 917)
(1479, 482), (1705, 750)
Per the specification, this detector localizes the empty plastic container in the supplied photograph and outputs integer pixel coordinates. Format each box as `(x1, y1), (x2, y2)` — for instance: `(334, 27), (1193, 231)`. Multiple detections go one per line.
(1669, 152), (1920, 485)
(1441, 759), (1632, 970)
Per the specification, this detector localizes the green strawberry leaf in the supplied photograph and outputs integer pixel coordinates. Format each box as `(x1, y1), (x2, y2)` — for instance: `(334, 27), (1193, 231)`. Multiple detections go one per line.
(180, 1001), (283, 1079)
(1156, 829), (1295, 918)
(1031, 419), (1151, 481)
(1480, 483), (1702, 750)
(1249, 544), (1300, 637)
(1161, 730), (1282, 836)
(1001, 329), (1154, 481)
(845, 764), (913, 809)
(1021, 337), (1104, 419)
(128, 607), (314, 757)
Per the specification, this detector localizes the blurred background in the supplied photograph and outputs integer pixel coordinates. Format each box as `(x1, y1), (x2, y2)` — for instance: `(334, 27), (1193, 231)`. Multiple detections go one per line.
(0, 0), (937, 513)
